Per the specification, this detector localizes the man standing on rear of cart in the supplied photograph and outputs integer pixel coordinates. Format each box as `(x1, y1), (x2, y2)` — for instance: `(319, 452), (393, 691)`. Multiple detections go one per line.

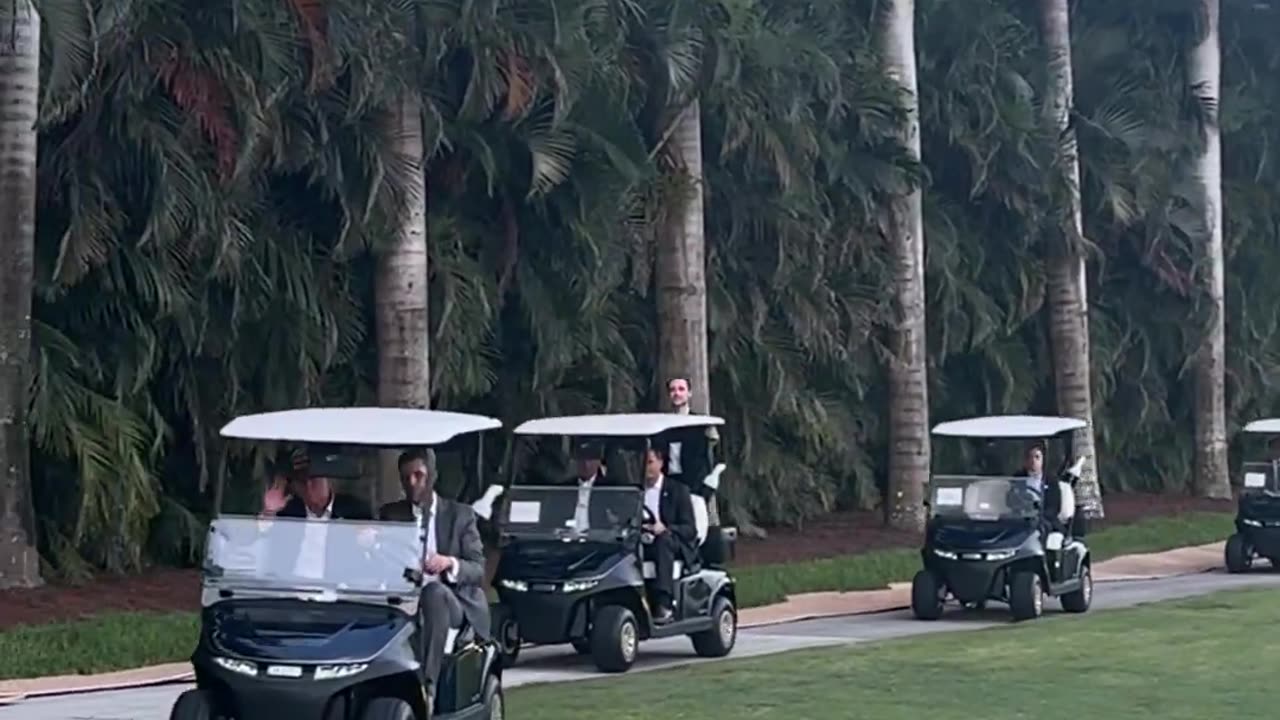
(662, 376), (720, 525)
(379, 448), (488, 716)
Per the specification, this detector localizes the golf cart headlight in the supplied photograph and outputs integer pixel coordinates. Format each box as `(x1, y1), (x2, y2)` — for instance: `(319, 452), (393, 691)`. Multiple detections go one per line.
(986, 550), (1015, 561)
(500, 579), (528, 592)
(314, 663), (368, 680)
(562, 579), (600, 593)
(933, 549), (957, 560)
(1243, 518), (1262, 527)
(213, 656), (258, 676)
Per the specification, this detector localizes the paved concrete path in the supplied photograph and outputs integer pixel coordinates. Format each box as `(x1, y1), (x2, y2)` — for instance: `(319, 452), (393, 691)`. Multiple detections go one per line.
(8, 570), (1280, 720)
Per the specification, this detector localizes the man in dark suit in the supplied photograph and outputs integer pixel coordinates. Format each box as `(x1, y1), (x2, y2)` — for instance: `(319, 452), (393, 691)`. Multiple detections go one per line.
(640, 446), (697, 623)
(261, 447), (370, 520)
(378, 447), (488, 709)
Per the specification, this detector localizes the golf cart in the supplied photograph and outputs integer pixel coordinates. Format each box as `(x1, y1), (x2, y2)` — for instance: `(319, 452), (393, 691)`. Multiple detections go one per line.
(911, 415), (1093, 622)
(170, 407), (505, 720)
(487, 413), (737, 673)
(1225, 418), (1280, 573)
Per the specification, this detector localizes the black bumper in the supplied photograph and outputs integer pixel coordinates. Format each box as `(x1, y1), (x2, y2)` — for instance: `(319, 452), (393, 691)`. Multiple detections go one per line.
(925, 555), (1007, 604)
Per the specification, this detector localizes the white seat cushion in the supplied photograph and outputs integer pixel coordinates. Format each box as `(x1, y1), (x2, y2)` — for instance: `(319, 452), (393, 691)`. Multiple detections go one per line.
(641, 560), (683, 580)
(445, 628), (460, 653)
(690, 495), (709, 546)
(1045, 531), (1065, 551)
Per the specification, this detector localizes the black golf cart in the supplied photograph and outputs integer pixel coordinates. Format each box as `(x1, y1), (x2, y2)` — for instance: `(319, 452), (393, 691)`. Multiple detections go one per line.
(911, 415), (1094, 622)
(487, 413), (737, 673)
(170, 407), (505, 720)
(1225, 418), (1280, 573)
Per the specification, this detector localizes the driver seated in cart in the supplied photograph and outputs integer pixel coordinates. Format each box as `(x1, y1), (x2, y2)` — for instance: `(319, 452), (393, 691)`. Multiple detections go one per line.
(640, 446), (698, 623)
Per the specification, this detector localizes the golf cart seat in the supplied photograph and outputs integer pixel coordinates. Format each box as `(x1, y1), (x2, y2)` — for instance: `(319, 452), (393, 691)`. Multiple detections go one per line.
(641, 559), (685, 580)
(691, 494), (709, 545)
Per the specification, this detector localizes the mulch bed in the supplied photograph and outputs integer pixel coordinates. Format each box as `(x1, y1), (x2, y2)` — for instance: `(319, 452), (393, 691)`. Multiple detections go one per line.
(0, 493), (1234, 631)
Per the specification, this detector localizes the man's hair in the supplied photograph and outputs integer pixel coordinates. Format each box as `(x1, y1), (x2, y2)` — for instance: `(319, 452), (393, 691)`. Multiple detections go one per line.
(666, 376), (691, 391)
(1024, 440), (1046, 456)
(398, 447), (437, 476)
(645, 445), (668, 462)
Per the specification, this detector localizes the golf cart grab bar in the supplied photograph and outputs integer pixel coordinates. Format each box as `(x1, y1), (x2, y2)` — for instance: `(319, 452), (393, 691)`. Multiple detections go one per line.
(472, 484), (505, 520)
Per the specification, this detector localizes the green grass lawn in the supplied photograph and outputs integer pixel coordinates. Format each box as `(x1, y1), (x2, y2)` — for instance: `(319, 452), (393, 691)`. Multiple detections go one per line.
(510, 585), (1280, 720)
(0, 511), (1233, 680)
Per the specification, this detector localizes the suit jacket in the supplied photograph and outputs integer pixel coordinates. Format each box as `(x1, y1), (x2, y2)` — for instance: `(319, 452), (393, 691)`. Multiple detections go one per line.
(378, 497), (489, 637)
(656, 428), (715, 495)
(656, 477), (698, 559)
(278, 493), (372, 520)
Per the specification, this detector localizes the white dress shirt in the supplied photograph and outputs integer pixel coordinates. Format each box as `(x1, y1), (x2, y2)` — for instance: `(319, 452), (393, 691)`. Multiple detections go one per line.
(574, 475), (596, 530)
(412, 493), (459, 583)
(292, 496), (334, 580)
(644, 475), (664, 521)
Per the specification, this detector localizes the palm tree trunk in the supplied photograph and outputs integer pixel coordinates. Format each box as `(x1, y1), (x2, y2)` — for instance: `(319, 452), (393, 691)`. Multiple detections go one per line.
(877, 0), (930, 532)
(1038, 0), (1104, 519)
(1187, 0), (1231, 499)
(0, 0), (43, 588)
(655, 100), (717, 525)
(656, 100), (710, 413)
(375, 92), (430, 507)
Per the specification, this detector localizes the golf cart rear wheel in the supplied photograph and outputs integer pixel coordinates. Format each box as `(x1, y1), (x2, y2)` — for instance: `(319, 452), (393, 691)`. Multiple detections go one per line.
(691, 595), (737, 657)
(360, 697), (414, 720)
(910, 569), (945, 620)
(1060, 564), (1092, 613)
(1225, 533), (1252, 574)
(492, 604), (521, 667)
(1009, 571), (1043, 621)
(169, 688), (219, 720)
(590, 605), (638, 673)
(483, 674), (504, 720)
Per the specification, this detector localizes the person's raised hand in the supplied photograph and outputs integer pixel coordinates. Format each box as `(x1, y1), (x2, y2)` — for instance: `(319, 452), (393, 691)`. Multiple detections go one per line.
(262, 477), (289, 515)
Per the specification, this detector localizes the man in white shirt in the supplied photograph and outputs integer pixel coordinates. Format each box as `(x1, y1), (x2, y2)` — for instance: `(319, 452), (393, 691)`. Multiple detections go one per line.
(378, 448), (487, 713)
(259, 448), (371, 580)
(640, 447), (697, 622)
(569, 440), (612, 531)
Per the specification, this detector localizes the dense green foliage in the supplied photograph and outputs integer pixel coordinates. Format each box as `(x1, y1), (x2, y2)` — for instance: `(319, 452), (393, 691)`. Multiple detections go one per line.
(21, 0), (1280, 573)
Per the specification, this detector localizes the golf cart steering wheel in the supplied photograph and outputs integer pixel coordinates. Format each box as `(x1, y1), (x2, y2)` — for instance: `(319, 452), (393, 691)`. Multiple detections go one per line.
(643, 505), (657, 527)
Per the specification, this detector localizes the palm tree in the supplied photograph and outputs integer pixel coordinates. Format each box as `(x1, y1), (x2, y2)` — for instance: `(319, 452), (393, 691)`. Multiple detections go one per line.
(877, 0), (930, 532)
(1187, 0), (1230, 499)
(0, 0), (43, 588)
(374, 90), (430, 507)
(1037, 0), (1104, 518)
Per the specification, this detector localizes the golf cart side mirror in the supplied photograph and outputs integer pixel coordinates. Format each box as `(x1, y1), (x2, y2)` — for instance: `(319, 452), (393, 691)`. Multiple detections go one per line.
(1064, 456), (1086, 481)
(704, 463), (727, 490)
(471, 484), (505, 520)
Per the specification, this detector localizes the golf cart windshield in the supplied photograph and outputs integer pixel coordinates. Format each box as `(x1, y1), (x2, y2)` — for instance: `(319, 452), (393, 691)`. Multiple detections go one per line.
(1241, 462), (1280, 495)
(205, 516), (423, 595)
(500, 485), (643, 540)
(930, 476), (1040, 522)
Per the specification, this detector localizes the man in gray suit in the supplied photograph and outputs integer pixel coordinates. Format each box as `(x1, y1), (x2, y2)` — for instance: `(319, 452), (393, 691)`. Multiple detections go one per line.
(378, 447), (488, 711)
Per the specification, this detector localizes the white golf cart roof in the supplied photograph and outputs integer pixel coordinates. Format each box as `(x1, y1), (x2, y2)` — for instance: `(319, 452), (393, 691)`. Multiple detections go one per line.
(219, 407), (502, 446)
(513, 413), (724, 437)
(931, 415), (1087, 438)
(1244, 418), (1280, 434)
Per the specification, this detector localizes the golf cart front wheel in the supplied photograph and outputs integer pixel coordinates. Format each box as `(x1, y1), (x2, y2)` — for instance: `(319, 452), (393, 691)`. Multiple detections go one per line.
(1060, 564), (1092, 613)
(360, 697), (415, 720)
(1225, 533), (1252, 573)
(169, 688), (220, 720)
(590, 605), (639, 673)
(910, 569), (945, 620)
(491, 604), (521, 667)
(483, 674), (504, 720)
(691, 595), (737, 657)
(1009, 571), (1043, 621)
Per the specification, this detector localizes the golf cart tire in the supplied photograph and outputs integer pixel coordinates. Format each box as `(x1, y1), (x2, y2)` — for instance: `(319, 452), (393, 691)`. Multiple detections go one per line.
(691, 595), (737, 657)
(492, 603), (521, 667)
(910, 569), (945, 620)
(1225, 533), (1252, 574)
(1009, 571), (1043, 621)
(483, 674), (505, 720)
(360, 697), (414, 720)
(1060, 564), (1092, 613)
(590, 604), (638, 673)
(571, 638), (592, 655)
(169, 689), (218, 720)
